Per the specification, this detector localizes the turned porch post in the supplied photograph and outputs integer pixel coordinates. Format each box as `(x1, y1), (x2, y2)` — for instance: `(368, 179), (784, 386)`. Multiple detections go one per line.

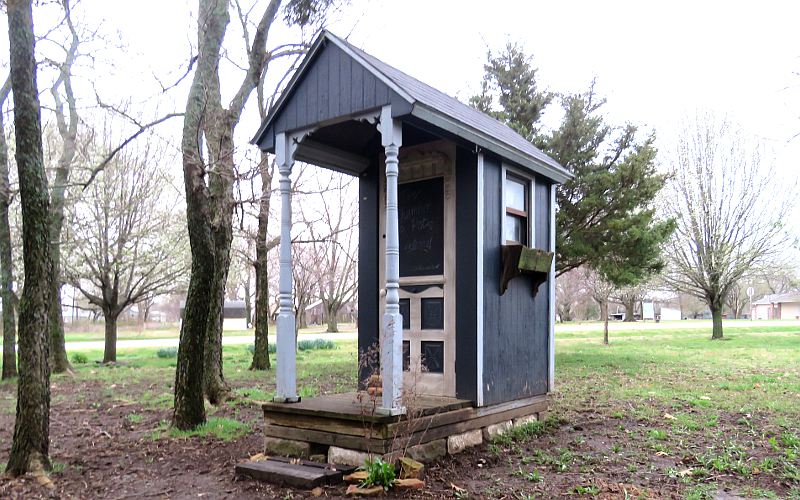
(379, 105), (404, 414)
(274, 132), (299, 403)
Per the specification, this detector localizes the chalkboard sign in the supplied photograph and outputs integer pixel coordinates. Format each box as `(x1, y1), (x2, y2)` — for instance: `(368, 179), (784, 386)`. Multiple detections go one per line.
(398, 177), (444, 277)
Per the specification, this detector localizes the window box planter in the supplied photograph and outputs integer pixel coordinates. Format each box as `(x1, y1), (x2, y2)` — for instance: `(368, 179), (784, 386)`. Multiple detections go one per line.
(500, 244), (553, 296)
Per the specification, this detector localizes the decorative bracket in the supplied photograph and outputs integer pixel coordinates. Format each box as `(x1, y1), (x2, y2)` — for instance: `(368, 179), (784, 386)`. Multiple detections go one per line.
(500, 244), (554, 297)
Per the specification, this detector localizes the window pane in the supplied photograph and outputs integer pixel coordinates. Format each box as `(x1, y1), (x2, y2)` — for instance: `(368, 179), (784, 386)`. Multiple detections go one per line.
(505, 214), (527, 244)
(505, 177), (526, 212)
(421, 341), (444, 373)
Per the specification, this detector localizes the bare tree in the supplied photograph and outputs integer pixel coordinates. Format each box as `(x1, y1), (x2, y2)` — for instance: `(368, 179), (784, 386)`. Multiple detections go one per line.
(556, 268), (588, 322)
(5, 0), (55, 475)
(65, 135), (188, 363)
(44, 0), (80, 373)
(584, 267), (614, 345)
(662, 113), (795, 339)
(0, 76), (18, 379)
(305, 174), (357, 333)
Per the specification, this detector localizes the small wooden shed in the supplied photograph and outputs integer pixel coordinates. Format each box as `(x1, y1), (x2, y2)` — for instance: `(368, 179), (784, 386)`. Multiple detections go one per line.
(250, 31), (570, 462)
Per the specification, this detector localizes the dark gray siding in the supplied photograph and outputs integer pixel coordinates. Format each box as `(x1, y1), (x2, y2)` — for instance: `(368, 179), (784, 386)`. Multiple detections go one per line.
(455, 146), (478, 402)
(358, 159), (380, 386)
(482, 155), (550, 406)
(259, 42), (411, 152)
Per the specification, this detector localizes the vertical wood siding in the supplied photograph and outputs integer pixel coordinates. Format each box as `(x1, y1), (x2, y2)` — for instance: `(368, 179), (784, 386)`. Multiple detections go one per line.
(454, 146), (478, 402)
(482, 155), (550, 406)
(272, 43), (398, 136)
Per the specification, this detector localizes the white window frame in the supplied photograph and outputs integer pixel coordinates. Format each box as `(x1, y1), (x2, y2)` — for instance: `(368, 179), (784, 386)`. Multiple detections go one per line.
(500, 163), (536, 247)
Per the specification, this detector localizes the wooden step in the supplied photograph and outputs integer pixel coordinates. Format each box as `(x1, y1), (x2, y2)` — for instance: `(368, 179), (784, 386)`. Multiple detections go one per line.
(235, 458), (355, 489)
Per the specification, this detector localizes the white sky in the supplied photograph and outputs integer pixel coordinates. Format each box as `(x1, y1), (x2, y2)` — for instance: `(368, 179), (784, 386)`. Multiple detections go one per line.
(3, 0), (799, 234)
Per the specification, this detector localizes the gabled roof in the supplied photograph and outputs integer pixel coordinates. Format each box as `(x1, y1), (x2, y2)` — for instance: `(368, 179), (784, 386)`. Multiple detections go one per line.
(752, 292), (800, 305)
(252, 31), (570, 183)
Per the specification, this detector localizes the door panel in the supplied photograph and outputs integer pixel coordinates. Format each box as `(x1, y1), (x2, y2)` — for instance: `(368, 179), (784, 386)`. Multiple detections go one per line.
(379, 140), (456, 397)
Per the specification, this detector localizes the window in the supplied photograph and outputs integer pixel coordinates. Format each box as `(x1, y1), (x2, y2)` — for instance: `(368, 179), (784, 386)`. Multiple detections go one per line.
(504, 173), (529, 245)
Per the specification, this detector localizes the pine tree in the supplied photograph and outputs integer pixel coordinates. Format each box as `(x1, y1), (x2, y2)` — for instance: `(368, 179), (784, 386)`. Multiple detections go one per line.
(473, 45), (674, 288)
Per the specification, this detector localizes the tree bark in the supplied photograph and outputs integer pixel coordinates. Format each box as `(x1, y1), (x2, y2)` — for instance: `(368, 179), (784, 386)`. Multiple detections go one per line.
(622, 296), (636, 322)
(251, 259), (270, 370)
(47, 0), (79, 375)
(710, 301), (724, 340)
(251, 157), (272, 371)
(0, 77), (17, 379)
(172, 0), (227, 431)
(600, 300), (609, 345)
(5, 0), (54, 475)
(103, 311), (118, 363)
(327, 315), (339, 333)
(202, 104), (234, 405)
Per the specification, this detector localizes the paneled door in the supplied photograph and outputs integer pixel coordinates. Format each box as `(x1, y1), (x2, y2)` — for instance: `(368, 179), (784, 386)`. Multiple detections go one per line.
(379, 140), (456, 397)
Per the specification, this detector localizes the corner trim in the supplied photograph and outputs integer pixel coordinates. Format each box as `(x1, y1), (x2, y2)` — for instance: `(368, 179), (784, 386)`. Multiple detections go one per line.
(548, 183), (556, 392)
(476, 152), (485, 407)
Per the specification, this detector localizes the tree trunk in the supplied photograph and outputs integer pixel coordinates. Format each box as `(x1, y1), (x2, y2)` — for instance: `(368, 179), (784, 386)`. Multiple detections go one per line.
(172, 0), (228, 431)
(103, 311), (118, 363)
(0, 78), (17, 379)
(251, 157), (272, 371)
(325, 303), (339, 333)
(202, 105), (234, 405)
(251, 262), (270, 371)
(622, 296), (636, 322)
(243, 271), (252, 327)
(48, 141), (72, 373)
(710, 301), (724, 340)
(6, 0), (54, 475)
(49, 280), (70, 372)
(327, 316), (339, 333)
(601, 300), (609, 345)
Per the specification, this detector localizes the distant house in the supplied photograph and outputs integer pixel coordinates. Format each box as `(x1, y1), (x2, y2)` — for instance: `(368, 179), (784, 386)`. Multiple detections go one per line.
(179, 299), (251, 330)
(304, 299), (357, 326)
(751, 292), (800, 320)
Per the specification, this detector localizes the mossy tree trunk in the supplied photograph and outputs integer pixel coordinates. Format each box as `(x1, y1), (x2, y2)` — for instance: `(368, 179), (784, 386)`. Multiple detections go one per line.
(0, 77), (17, 379)
(172, 0), (227, 431)
(5, 0), (54, 475)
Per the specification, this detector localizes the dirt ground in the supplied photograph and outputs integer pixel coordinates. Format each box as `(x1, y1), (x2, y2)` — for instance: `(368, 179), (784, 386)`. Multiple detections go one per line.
(0, 377), (795, 499)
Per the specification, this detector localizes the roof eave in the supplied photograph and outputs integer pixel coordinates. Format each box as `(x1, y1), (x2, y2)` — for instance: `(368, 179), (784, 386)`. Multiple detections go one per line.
(410, 105), (572, 184)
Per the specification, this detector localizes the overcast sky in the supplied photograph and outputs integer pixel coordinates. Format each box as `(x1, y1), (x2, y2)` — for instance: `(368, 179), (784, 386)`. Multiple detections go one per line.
(4, 0), (799, 231)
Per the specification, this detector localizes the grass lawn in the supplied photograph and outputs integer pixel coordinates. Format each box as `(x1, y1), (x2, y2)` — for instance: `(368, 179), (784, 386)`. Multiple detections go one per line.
(61, 322), (358, 343)
(0, 321), (797, 498)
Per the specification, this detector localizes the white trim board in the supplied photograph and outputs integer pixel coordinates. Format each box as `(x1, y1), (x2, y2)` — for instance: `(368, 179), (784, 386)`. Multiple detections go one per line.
(476, 152), (485, 407)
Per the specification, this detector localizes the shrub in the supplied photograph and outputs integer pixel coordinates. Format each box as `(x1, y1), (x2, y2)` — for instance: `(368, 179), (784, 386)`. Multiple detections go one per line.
(298, 338), (336, 351)
(156, 347), (178, 359)
(71, 352), (89, 364)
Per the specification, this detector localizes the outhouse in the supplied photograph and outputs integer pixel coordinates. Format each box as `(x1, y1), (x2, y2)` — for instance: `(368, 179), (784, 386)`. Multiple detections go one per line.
(251, 31), (570, 461)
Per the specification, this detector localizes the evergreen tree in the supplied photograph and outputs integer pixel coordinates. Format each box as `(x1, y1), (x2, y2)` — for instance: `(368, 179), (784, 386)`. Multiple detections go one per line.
(472, 44), (674, 288)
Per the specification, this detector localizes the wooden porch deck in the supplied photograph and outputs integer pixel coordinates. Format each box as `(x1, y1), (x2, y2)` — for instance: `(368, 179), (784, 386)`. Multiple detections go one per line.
(262, 392), (548, 456)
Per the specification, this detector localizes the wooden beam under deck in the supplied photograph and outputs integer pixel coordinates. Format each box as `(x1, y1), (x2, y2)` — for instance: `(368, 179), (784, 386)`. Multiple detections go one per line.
(263, 392), (548, 454)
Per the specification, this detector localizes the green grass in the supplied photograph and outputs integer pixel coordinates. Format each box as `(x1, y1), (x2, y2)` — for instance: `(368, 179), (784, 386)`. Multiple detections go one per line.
(62, 323), (358, 343)
(167, 417), (250, 441)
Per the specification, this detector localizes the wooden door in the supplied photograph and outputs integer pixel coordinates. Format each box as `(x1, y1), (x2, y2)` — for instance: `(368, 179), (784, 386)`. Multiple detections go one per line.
(379, 140), (456, 397)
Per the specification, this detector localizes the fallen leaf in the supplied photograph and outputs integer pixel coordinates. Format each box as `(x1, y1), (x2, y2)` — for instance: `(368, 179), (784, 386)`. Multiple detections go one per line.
(249, 453), (265, 462)
(311, 486), (324, 496)
(663, 413), (676, 421)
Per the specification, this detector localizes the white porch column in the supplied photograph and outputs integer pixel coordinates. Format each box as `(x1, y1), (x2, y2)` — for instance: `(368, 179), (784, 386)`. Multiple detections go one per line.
(274, 132), (299, 403)
(379, 105), (404, 414)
